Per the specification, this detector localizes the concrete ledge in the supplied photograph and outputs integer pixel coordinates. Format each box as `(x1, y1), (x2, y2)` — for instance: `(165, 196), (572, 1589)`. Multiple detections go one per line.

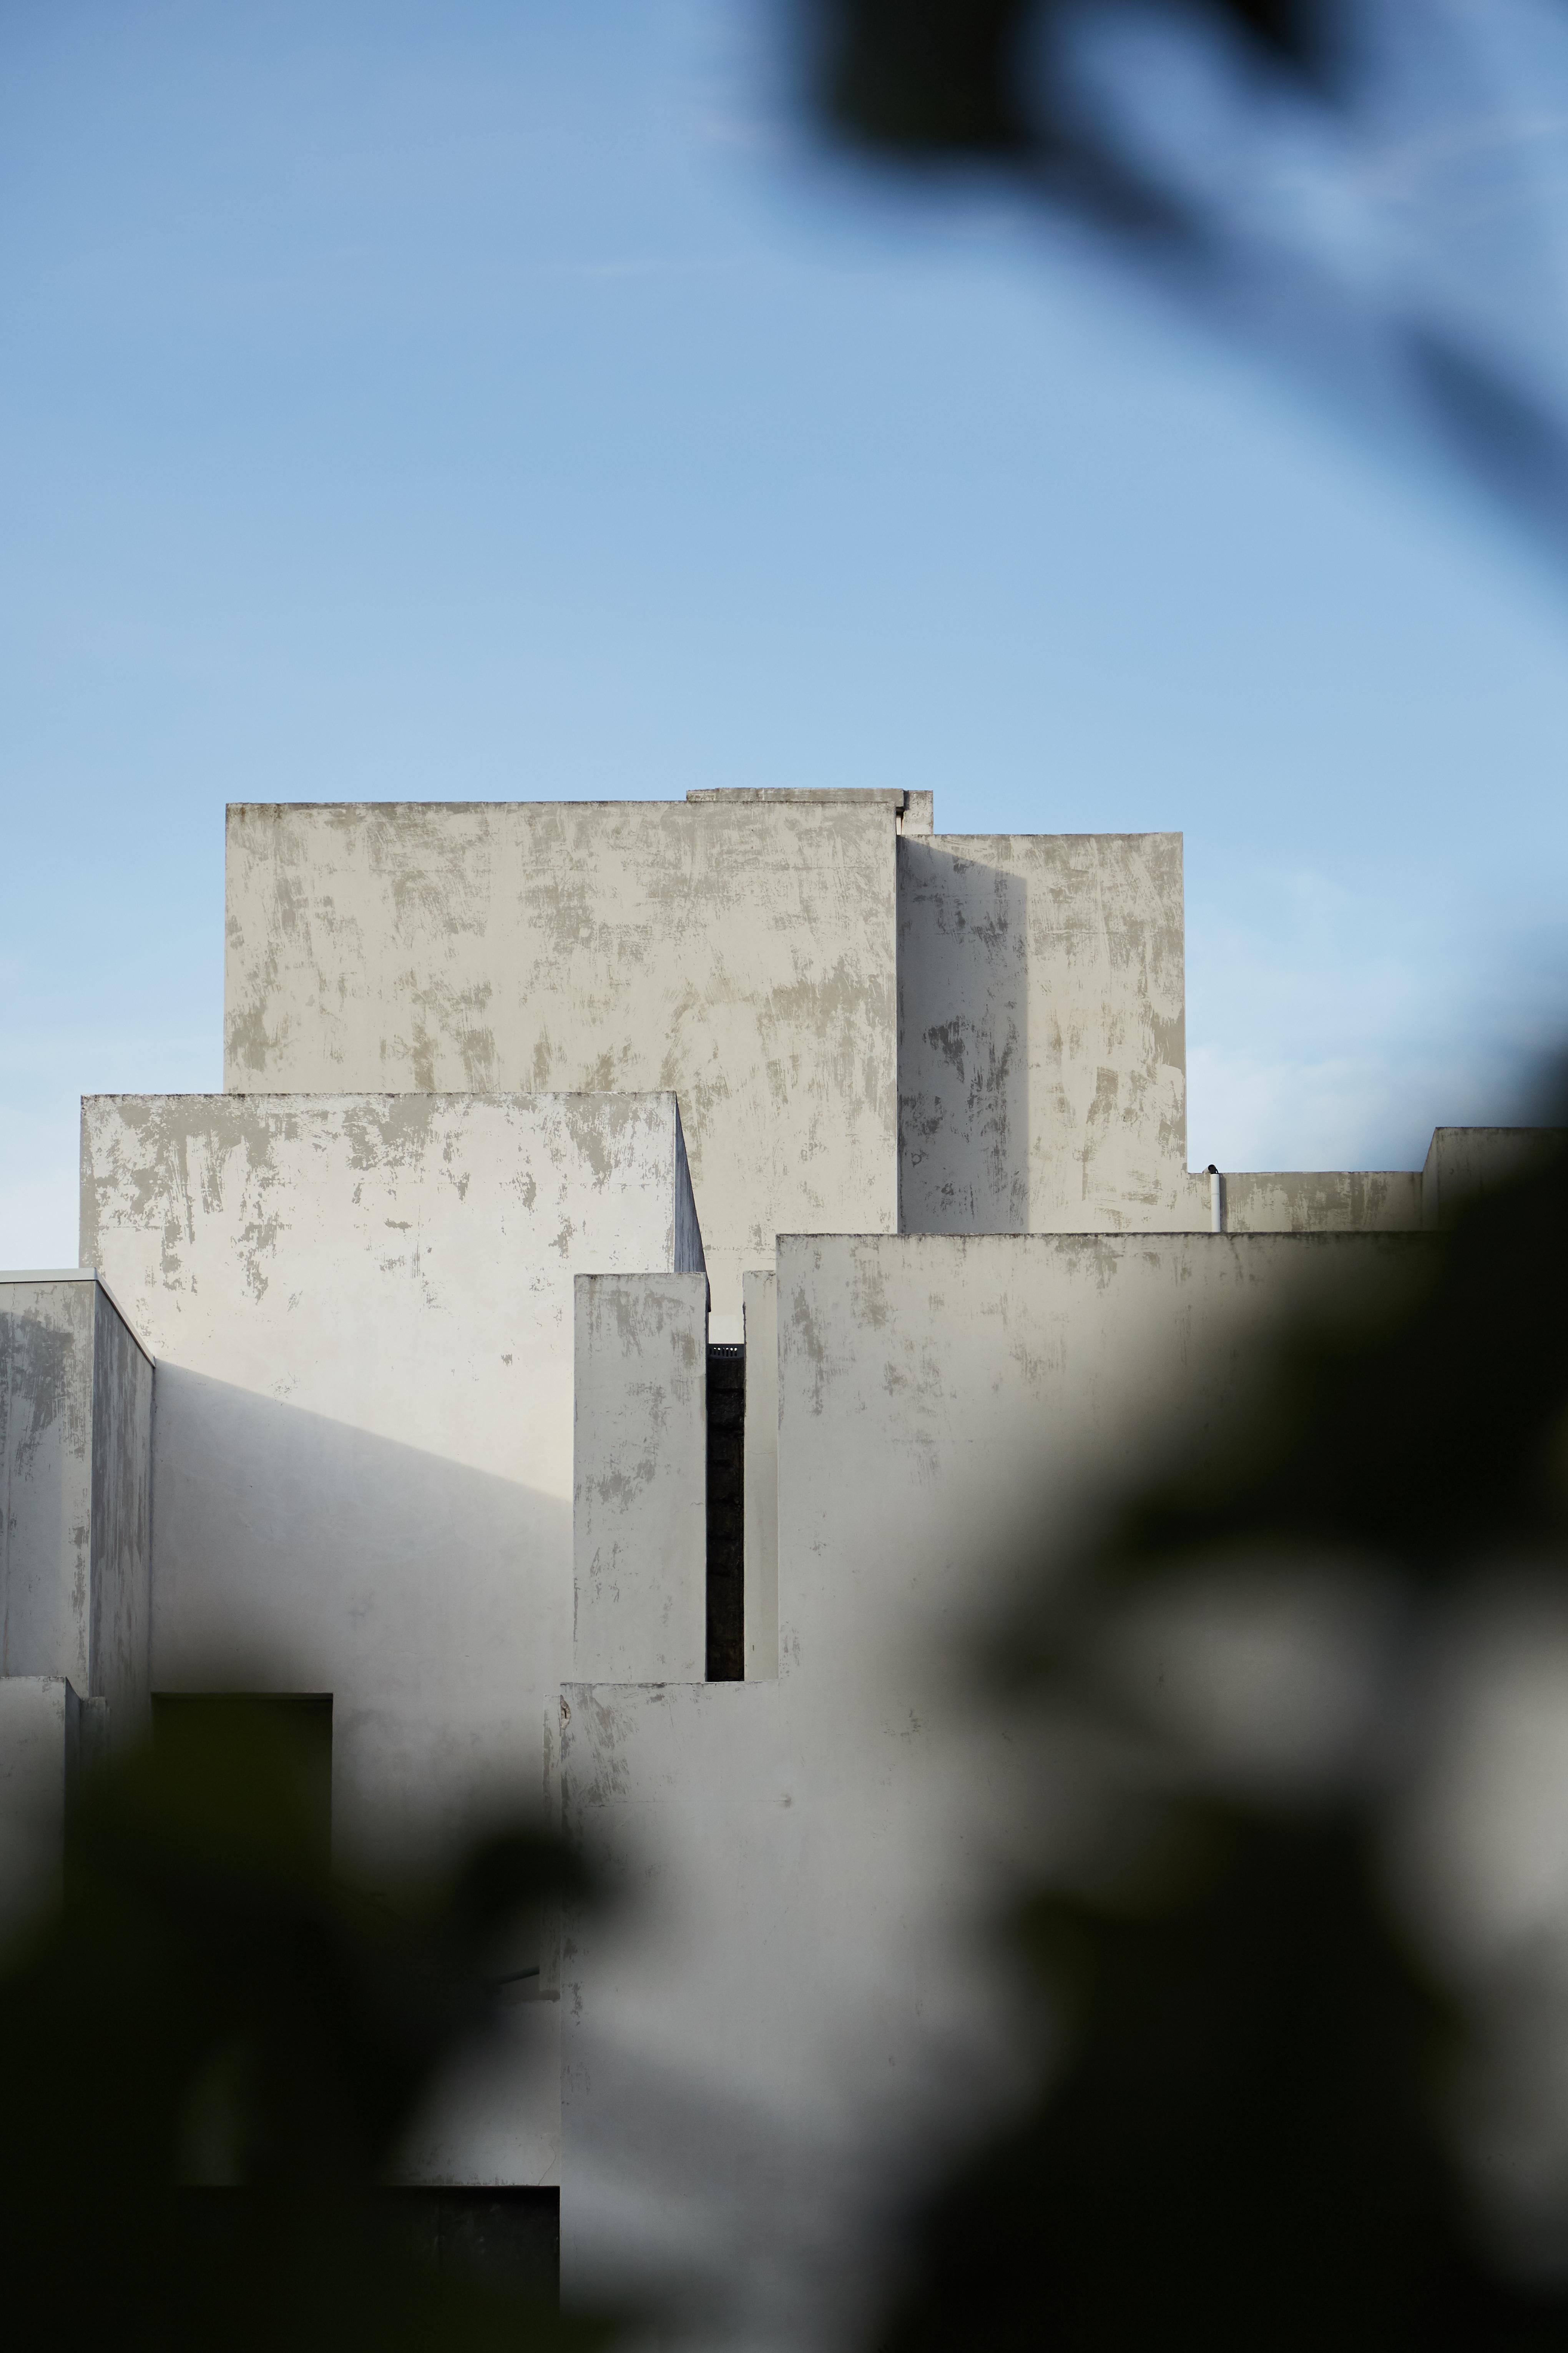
(0, 1270), (154, 1364)
(1220, 1170), (1424, 1234)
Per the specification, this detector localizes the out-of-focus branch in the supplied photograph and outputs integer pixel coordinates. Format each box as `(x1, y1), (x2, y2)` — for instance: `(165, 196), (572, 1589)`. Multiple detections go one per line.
(803, 0), (1568, 568)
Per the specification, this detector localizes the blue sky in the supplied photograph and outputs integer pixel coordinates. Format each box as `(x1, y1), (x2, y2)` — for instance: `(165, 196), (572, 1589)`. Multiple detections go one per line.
(5, 0), (1568, 1265)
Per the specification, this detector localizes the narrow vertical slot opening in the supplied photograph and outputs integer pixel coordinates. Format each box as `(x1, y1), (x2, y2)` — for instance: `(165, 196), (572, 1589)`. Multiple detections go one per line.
(706, 1342), (745, 1680)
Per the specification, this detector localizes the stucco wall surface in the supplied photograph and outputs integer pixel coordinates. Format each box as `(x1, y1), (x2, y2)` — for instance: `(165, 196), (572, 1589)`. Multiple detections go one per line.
(223, 800), (899, 1322)
(561, 1227), (1428, 2351)
(91, 1285), (154, 1743)
(80, 1089), (702, 2186)
(574, 1273), (708, 1685)
(1222, 1169), (1424, 1233)
(0, 1277), (151, 1742)
(897, 833), (1189, 1234)
(80, 1090), (698, 1844)
(1, 1282), (94, 1691)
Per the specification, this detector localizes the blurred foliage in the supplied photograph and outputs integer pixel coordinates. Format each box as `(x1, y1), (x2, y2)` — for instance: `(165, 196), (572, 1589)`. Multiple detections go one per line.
(802, 0), (1568, 558)
(1125, 1144), (1568, 1580)
(812, 0), (1345, 187)
(0, 1698), (606, 2352)
(871, 1122), (1568, 2347)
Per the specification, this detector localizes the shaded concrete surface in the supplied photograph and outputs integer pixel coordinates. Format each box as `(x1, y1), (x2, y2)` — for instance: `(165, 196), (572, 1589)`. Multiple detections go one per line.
(561, 1230), (1429, 2353)
(1, 1275), (151, 1745)
(222, 801), (899, 1321)
(1422, 1126), (1566, 1228)
(1, 1284), (93, 1688)
(899, 834), (1189, 1235)
(78, 1091), (698, 1854)
(133, 1367), (567, 2183)
(90, 1283), (154, 1742)
(897, 846), (1029, 1234)
(0, 1674), (81, 1945)
(79, 1088), (706, 2188)
(138, 1371), (570, 1852)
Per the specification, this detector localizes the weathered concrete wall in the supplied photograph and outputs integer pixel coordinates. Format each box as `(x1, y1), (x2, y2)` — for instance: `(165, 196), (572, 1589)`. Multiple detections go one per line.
(80, 1090), (699, 1850)
(81, 1089), (703, 2187)
(0, 1275), (151, 1743)
(1422, 1126), (1565, 1228)
(91, 1284), (154, 1742)
(741, 1270), (778, 1682)
(1, 1281), (93, 1692)
(1219, 1131), (1564, 1237)
(1222, 1169), (1424, 1233)
(686, 785), (933, 837)
(897, 833), (1189, 1234)
(561, 1227), (1428, 2350)
(223, 799), (899, 1325)
(573, 1274), (707, 1685)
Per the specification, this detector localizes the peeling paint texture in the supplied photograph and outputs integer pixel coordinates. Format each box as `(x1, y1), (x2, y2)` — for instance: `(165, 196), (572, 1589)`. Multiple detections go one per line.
(1223, 1169), (1424, 1232)
(224, 800), (898, 1318)
(898, 832), (1191, 1233)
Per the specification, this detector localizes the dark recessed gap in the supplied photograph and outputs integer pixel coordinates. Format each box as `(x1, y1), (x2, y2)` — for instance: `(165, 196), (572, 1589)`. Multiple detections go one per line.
(706, 1342), (745, 1681)
(390, 2185), (560, 2305)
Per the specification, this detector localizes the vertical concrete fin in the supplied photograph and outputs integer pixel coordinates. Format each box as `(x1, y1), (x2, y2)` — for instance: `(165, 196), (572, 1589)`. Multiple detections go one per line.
(573, 1272), (708, 1683)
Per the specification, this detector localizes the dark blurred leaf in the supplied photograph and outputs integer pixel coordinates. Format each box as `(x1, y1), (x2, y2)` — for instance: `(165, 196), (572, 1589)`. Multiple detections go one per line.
(879, 1811), (1568, 2351)
(1120, 1132), (1568, 1578)
(817, 0), (1037, 153)
(0, 1701), (607, 2351)
(869, 1107), (1568, 2345)
(813, 0), (1348, 175)
(802, 0), (1568, 567)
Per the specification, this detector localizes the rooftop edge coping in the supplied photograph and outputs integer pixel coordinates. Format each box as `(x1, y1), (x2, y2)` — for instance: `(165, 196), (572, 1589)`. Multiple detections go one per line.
(0, 1270), (156, 1366)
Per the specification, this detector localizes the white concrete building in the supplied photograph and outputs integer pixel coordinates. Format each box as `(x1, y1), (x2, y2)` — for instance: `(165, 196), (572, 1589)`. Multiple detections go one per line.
(0, 787), (1537, 2344)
